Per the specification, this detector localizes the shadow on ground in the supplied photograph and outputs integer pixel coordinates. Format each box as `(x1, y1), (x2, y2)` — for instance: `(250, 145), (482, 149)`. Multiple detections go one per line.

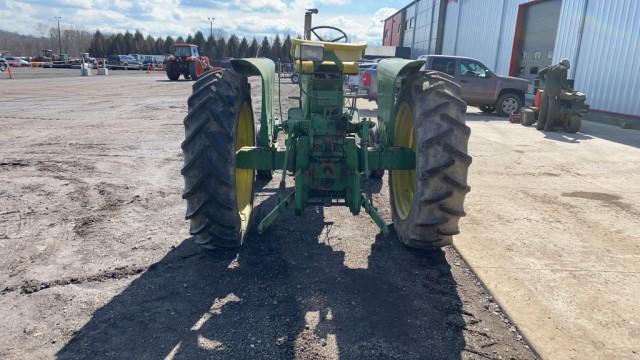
(580, 120), (640, 148)
(57, 180), (465, 359)
(542, 130), (594, 143)
(464, 112), (509, 122)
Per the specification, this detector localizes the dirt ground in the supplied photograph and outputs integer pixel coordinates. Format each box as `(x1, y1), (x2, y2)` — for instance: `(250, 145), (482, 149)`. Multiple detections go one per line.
(0, 70), (536, 359)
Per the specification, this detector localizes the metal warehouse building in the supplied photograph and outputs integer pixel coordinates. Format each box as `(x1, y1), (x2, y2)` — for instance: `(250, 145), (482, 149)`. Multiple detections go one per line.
(383, 0), (640, 118)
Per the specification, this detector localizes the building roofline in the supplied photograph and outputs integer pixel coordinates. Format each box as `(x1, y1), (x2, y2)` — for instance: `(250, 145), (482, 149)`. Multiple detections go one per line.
(383, 0), (417, 23)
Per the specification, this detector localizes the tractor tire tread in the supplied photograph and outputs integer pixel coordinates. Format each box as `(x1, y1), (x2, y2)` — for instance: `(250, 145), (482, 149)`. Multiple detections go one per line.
(390, 72), (471, 251)
(182, 69), (253, 249)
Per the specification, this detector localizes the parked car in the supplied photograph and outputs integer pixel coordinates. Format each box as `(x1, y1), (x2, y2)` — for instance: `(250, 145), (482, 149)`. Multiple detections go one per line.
(107, 55), (142, 70)
(348, 61), (376, 91)
(418, 55), (529, 116)
(0, 57), (8, 71)
(357, 62), (378, 100)
(4, 56), (29, 67)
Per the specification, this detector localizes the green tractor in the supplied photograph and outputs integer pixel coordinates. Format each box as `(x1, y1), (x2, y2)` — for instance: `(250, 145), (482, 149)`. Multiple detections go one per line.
(181, 26), (471, 251)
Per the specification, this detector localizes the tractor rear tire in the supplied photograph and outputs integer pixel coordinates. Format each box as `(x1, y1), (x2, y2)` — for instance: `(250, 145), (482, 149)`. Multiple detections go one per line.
(166, 61), (180, 81)
(181, 69), (256, 249)
(389, 71), (471, 250)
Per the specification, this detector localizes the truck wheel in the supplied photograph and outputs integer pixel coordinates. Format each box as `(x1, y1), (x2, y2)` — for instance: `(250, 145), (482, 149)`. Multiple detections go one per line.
(564, 116), (581, 133)
(390, 71), (471, 250)
(479, 105), (495, 113)
(496, 92), (523, 117)
(182, 70), (256, 249)
(166, 61), (180, 81)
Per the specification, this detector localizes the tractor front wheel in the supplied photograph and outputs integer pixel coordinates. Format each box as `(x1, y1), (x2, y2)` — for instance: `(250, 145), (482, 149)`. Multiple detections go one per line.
(389, 71), (471, 250)
(166, 60), (180, 81)
(181, 70), (256, 249)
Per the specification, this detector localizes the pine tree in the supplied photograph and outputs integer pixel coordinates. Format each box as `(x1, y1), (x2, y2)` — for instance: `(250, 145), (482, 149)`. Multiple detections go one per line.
(238, 37), (249, 58)
(176, 36), (185, 44)
(109, 33), (125, 55)
(154, 37), (165, 54)
(248, 38), (259, 58)
(133, 30), (145, 53)
(186, 34), (193, 45)
(282, 35), (292, 63)
(144, 35), (155, 54)
(89, 30), (106, 57)
(271, 35), (282, 61)
(164, 36), (175, 53)
(216, 37), (226, 59)
(205, 35), (216, 59)
(193, 31), (206, 54)
(258, 36), (270, 58)
(227, 34), (239, 58)
(123, 31), (134, 54)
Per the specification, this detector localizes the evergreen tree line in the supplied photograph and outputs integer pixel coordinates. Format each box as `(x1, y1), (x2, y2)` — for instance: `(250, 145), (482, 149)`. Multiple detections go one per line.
(88, 30), (294, 62)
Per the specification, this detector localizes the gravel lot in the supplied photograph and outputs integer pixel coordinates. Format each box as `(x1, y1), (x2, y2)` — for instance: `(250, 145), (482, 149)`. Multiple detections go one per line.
(0, 70), (536, 359)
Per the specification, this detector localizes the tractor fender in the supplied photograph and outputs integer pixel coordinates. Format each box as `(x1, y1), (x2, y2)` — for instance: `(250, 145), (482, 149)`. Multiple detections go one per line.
(376, 58), (425, 147)
(231, 58), (275, 148)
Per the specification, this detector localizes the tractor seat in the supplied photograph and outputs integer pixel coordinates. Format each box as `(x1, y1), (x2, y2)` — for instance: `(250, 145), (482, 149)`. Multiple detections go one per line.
(291, 39), (366, 75)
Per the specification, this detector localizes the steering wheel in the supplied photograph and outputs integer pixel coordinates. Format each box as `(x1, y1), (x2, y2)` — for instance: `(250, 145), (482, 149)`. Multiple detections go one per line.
(307, 26), (349, 43)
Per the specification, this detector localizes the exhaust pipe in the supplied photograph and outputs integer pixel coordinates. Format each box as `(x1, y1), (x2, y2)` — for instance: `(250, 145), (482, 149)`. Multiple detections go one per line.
(304, 8), (318, 40)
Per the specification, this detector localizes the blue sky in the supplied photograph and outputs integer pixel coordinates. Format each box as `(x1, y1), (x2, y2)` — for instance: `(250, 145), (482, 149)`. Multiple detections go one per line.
(0, 0), (408, 43)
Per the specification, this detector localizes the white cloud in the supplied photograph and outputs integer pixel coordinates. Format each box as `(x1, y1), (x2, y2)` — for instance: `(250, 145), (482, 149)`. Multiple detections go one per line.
(0, 0), (394, 44)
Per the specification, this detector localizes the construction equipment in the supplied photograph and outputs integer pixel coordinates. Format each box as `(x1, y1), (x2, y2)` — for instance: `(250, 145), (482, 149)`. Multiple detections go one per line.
(165, 44), (211, 81)
(521, 89), (589, 133)
(181, 25), (471, 251)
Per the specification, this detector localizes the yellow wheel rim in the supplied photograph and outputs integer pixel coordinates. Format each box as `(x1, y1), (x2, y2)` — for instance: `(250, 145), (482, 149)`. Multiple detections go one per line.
(391, 102), (416, 220)
(235, 103), (255, 234)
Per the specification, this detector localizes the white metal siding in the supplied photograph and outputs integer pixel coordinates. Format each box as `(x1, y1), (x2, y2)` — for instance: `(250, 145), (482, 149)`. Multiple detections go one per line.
(413, 0), (443, 56)
(561, 0), (640, 116)
(442, 0), (526, 74)
(552, 0), (585, 68)
(453, 0), (504, 67)
(442, 0), (459, 54)
(495, 0), (530, 74)
(403, 3), (418, 49)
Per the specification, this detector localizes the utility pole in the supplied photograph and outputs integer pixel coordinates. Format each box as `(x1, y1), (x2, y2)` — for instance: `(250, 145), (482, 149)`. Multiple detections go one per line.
(208, 17), (215, 38)
(55, 16), (62, 56)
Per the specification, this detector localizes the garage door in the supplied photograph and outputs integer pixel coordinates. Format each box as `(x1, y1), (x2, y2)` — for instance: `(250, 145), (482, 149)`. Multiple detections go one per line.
(518, 0), (562, 82)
